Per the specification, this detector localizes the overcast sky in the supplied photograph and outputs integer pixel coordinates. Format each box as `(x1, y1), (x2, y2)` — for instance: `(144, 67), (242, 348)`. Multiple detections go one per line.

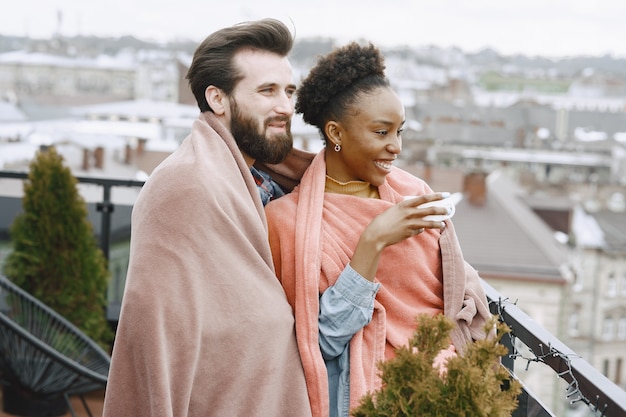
(2, 0), (626, 58)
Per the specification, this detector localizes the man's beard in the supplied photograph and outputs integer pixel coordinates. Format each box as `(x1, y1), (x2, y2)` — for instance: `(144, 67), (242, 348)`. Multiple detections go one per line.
(229, 100), (293, 165)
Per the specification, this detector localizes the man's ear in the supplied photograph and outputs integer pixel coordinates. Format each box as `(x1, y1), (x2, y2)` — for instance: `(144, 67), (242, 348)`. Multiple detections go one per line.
(325, 121), (342, 148)
(205, 86), (226, 115)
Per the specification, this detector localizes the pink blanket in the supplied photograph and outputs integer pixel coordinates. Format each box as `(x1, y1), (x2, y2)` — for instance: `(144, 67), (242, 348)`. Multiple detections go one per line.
(266, 150), (491, 417)
(103, 112), (312, 417)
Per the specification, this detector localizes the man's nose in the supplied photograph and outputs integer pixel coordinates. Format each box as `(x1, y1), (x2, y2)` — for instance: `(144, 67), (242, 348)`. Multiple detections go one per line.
(274, 92), (294, 115)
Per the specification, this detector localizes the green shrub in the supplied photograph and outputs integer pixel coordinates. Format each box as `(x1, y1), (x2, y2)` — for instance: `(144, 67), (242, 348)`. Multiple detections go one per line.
(352, 313), (522, 417)
(2, 146), (113, 350)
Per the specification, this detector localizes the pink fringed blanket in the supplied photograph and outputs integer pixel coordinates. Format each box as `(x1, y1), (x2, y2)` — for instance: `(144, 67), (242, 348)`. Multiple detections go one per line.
(103, 112), (311, 417)
(266, 150), (491, 417)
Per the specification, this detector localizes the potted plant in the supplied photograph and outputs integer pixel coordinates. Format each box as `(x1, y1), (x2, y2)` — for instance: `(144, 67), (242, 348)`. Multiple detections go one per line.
(2, 146), (113, 415)
(352, 313), (522, 417)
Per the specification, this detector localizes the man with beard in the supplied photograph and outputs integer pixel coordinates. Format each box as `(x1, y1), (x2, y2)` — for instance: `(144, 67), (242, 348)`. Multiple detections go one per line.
(228, 97), (293, 204)
(103, 19), (313, 417)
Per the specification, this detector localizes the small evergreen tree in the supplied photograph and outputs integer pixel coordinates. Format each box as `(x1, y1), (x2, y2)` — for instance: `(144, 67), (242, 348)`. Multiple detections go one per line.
(2, 146), (113, 349)
(352, 314), (522, 417)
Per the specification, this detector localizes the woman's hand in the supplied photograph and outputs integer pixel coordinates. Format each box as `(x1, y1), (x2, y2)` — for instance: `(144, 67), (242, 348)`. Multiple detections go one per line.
(364, 192), (451, 248)
(350, 192), (451, 281)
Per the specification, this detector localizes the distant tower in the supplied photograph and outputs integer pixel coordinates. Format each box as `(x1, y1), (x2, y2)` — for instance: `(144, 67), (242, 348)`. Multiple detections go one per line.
(55, 10), (63, 37)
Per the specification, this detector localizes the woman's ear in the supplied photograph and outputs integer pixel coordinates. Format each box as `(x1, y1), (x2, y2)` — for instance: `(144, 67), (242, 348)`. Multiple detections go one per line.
(325, 121), (342, 148)
(205, 86), (226, 115)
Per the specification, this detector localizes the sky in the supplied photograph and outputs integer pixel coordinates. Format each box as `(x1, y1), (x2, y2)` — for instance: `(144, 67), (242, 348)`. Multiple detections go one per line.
(2, 0), (626, 59)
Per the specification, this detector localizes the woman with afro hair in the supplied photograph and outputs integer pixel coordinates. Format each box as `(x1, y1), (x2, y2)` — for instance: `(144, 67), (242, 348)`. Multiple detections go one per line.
(265, 42), (491, 417)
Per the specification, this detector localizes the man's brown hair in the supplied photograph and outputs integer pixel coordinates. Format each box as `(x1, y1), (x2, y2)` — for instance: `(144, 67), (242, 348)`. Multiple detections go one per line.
(186, 18), (294, 113)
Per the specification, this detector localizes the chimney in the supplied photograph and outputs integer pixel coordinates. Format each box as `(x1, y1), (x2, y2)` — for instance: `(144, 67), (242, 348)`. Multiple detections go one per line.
(463, 171), (487, 206)
(94, 146), (104, 169)
(422, 163), (432, 183)
(82, 149), (91, 170)
(124, 143), (133, 164)
(137, 138), (147, 155)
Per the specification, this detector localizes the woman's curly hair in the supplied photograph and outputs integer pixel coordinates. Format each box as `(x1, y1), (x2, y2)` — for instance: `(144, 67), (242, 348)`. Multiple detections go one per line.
(295, 42), (391, 135)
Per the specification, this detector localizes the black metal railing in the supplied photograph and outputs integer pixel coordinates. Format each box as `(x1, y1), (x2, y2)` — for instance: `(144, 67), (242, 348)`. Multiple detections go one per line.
(0, 171), (144, 261)
(484, 280), (626, 417)
(2, 170), (626, 416)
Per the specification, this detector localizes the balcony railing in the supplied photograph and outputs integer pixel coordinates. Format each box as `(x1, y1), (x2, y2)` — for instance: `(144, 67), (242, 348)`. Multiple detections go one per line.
(2, 170), (626, 416)
(0, 171), (144, 261)
(484, 280), (626, 417)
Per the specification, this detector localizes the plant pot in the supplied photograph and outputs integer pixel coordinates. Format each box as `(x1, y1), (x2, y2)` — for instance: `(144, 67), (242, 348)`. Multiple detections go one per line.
(2, 385), (67, 417)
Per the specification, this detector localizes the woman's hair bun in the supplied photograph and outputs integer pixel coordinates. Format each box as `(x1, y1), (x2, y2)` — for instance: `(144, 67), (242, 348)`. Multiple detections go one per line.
(296, 42), (386, 126)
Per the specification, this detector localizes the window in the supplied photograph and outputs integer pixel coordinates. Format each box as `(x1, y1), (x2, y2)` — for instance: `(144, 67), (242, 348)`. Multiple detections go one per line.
(607, 272), (617, 297)
(618, 317), (626, 340)
(603, 317), (614, 341)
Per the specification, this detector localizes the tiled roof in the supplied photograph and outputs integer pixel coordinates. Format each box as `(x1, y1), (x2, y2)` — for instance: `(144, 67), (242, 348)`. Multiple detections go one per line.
(591, 210), (626, 253)
(451, 171), (569, 282)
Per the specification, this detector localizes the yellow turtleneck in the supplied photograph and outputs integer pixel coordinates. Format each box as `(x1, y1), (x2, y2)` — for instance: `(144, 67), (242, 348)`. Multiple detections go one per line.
(325, 175), (380, 199)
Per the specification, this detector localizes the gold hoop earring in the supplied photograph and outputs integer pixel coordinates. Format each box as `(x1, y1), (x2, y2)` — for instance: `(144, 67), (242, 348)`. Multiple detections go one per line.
(334, 143), (341, 152)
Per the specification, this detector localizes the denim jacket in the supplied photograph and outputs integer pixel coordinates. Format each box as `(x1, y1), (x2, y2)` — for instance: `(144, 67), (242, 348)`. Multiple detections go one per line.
(319, 264), (380, 417)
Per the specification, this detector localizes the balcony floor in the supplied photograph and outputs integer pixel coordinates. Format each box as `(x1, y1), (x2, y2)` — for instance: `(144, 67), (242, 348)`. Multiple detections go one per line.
(0, 389), (105, 417)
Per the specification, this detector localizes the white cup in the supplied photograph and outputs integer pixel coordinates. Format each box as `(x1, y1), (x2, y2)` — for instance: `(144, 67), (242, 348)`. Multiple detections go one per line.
(403, 193), (459, 221)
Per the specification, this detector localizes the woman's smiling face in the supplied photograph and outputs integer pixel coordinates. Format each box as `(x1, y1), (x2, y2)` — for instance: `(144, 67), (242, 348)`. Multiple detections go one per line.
(325, 86), (405, 187)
